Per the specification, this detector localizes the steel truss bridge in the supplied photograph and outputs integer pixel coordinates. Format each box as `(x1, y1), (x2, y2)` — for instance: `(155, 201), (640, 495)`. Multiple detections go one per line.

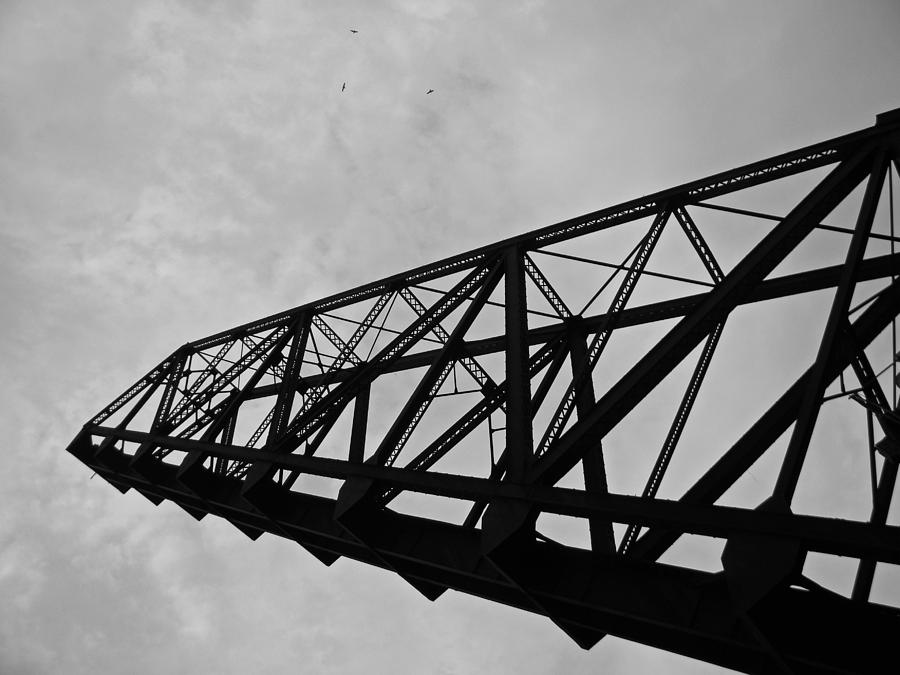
(70, 110), (900, 674)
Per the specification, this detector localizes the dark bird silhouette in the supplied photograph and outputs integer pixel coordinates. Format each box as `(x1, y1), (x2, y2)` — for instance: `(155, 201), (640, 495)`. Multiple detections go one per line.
(342, 82), (346, 92)
(426, 89), (434, 94)
(349, 29), (358, 33)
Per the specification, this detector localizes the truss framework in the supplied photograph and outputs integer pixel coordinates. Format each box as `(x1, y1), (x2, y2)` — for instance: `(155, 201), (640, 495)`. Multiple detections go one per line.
(70, 109), (900, 674)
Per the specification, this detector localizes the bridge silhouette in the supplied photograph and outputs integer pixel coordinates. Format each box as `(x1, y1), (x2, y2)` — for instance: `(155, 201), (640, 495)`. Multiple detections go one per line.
(70, 109), (900, 673)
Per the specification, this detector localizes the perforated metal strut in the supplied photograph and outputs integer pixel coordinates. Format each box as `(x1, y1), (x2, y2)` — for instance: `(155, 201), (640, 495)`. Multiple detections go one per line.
(70, 109), (900, 674)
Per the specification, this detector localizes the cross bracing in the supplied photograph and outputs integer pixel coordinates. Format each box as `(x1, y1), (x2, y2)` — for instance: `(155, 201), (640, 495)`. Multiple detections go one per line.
(70, 109), (900, 674)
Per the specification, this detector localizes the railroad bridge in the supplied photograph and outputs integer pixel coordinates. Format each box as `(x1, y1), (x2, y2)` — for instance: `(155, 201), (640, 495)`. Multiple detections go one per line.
(70, 109), (900, 673)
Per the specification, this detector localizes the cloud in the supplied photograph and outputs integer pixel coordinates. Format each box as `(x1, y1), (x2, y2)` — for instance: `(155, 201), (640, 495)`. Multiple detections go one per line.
(2, 1), (900, 673)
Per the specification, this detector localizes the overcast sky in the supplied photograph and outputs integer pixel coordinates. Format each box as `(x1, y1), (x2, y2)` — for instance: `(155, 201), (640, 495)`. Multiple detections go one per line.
(2, 1), (900, 673)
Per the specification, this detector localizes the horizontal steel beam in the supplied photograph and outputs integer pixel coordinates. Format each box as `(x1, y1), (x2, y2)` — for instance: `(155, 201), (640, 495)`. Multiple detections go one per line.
(83, 424), (900, 564)
(242, 252), (900, 398)
(70, 434), (900, 674)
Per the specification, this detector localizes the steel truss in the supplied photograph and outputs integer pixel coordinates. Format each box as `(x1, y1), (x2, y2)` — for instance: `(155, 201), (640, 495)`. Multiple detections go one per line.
(70, 109), (900, 674)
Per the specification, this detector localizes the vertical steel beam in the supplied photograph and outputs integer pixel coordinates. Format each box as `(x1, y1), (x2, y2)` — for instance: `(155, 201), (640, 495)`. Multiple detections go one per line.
(852, 457), (898, 601)
(460, 340), (569, 527)
(479, 248), (607, 649)
(847, 331), (899, 601)
(504, 246), (532, 482)
(348, 382), (370, 464)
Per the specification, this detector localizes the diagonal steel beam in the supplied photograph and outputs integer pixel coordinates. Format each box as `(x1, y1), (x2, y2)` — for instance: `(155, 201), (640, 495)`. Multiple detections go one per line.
(272, 262), (495, 455)
(383, 338), (563, 491)
(620, 321), (724, 555)
(630, 276), (900, 561)
(568, 330), (615, 555)
(371, 257), (504, 468)
(621, 206), (726, 553)
(399, 287), (499, 397)
(536, 207), (672, 457)
(524, 253), (572, 318)
(773, 149), (888, 504)
(529, 148), (876, 490)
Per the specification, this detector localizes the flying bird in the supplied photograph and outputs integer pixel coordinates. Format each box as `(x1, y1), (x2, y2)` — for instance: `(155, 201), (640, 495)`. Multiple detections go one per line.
(349, 29), (358, 33)
(342, 82), (346, 92)
(426, 89), (434, 94)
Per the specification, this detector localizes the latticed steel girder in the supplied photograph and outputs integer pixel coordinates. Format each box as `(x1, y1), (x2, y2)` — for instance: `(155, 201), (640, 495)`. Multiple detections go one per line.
(69, 109), (900, 674)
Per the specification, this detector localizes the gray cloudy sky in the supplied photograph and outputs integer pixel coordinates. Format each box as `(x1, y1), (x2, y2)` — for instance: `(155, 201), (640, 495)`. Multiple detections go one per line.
(2, 1), (899, 673)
